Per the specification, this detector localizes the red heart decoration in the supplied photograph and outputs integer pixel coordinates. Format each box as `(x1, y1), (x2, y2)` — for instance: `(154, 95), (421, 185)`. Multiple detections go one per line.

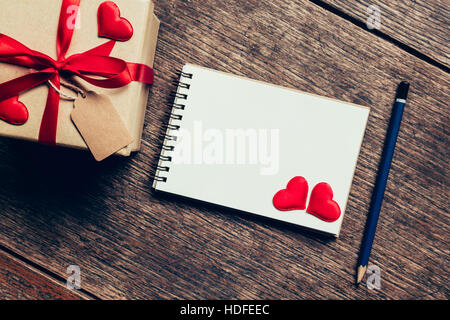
(97, 1), (134, 42)
(306, 182), (341, 222)
(0, 96), (29, 125)
(273, 176), (309, 211)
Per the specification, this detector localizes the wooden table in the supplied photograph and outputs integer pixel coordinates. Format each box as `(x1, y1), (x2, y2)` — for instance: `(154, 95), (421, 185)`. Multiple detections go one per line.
(0, 0), (448, 300)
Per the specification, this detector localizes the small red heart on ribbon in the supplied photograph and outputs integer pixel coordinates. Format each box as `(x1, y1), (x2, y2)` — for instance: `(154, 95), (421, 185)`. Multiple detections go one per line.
(98, 1), (134, 42)
(0, 96), (29, 125)
(306, 182), (341, 222)
(273, 176), (309, 211)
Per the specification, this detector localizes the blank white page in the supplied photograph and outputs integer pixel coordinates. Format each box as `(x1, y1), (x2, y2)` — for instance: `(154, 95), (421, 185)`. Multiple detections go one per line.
(153, 64), (369, 236)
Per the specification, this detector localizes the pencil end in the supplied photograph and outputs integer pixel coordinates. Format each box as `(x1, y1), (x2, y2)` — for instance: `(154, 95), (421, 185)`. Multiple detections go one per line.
(356, 265), (367, 284)
(396, 81), (410, 100)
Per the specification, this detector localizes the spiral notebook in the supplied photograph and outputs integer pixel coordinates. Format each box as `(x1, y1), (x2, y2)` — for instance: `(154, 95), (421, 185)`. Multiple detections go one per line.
(153, 64), (369, 236)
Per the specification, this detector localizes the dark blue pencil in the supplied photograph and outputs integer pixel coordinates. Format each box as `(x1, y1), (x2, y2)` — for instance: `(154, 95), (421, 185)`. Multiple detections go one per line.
(356, 81), (410, 284)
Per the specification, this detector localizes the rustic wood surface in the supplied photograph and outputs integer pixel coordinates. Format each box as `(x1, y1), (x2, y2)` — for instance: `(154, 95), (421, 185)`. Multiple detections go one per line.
(0, 248), (84, 299)
(321, 0), (449, 68)
(0, 0), (448, 299)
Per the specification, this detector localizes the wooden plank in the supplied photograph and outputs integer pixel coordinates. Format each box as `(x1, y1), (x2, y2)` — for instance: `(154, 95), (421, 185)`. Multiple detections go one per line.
(320, 0), (450, 68)
(0, 0), (448, 299)
(0, 248), (84, 300)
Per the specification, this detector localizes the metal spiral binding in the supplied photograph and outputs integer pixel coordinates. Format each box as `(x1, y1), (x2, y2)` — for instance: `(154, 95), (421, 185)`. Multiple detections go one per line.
(154, 71), (193, 183)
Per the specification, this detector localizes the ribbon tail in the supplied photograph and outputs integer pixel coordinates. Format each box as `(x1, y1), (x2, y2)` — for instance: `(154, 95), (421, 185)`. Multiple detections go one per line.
(38, 75), (60, 145)
(0, 71), (54, 102)
(127, 63), (154, 84)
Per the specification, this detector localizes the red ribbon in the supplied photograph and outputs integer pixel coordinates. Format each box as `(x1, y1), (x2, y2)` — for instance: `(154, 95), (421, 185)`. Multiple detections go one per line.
(0, 0), (154, 145)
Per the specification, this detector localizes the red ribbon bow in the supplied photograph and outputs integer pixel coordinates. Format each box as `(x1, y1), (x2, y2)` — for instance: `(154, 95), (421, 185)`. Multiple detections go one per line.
(0, 0), (154, 145)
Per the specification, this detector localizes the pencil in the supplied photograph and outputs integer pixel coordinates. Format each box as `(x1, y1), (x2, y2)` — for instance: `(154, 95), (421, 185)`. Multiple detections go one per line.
(356, 81), (410, 284)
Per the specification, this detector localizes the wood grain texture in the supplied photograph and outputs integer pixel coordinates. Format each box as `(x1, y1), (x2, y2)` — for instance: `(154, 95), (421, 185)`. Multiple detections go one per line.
(0, 249), (84, 300)
(322, 0), (450, 68)
(0, 0), (448, 299)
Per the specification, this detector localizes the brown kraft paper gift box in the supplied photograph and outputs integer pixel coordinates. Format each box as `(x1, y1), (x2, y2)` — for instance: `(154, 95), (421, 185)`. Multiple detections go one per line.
(0, 0), (160, 156)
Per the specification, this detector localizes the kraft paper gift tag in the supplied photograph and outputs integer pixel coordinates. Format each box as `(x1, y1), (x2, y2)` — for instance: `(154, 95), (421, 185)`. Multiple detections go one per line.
(71, 91), (133, 161)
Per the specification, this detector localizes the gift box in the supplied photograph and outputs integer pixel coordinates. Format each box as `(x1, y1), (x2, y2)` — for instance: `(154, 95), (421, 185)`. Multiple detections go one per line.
(0, 0), (160, 158)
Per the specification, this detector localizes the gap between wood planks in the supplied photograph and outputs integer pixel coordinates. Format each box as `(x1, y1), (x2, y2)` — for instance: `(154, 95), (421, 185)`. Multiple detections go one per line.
(0, 243), (99, 300)
(0, 1), (446, 299)
(309, 0), (450, 74)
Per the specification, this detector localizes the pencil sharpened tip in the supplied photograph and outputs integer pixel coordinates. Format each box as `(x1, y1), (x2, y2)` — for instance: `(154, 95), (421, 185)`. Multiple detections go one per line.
(356, 265), (367, 284)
